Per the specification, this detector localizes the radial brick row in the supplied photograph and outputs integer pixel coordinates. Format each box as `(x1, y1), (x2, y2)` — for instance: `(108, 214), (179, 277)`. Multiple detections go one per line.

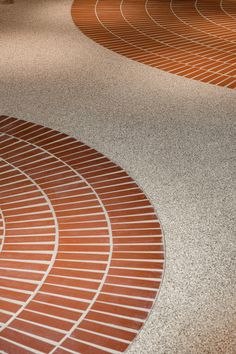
(0, 115), (164, 353)
(72, 0), (236, 88)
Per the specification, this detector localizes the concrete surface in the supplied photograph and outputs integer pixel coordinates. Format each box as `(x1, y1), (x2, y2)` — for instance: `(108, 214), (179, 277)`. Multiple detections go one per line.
(0, 1), (235, 353)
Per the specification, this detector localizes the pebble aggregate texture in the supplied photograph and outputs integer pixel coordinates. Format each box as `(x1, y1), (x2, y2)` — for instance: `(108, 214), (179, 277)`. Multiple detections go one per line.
(0, 0), (236, 354)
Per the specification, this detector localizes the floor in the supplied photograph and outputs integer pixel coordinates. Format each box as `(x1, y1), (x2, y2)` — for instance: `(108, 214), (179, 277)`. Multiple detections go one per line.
(0, 0), (235, 353)
(72, 0), (236, 89)
(0, 115), (164, 353)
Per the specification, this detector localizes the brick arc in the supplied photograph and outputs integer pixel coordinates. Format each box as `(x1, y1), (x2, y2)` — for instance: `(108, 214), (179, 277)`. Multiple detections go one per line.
(72, 0), (236, 89)
(0, 115), (165, 354)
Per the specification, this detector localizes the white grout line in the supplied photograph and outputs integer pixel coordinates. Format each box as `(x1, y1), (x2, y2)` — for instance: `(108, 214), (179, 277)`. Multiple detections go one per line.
(90, 309), (144, 322)
(94, 0), (236, 83)
(62, 152), (98, 164)
(77, 327), (130, 343)
(45, 275), (100, 285)
(195, 0), (236, 33)
(4, 242), (55, 245)
(56, 259), (107, 264)
(27, 131), (64, 145)
(5, 148), (41, 164)
(0, 116), (13, 124)
(4, 251), (57, 254)
(0, 159), (58, 333)
(0, 189), (41, 199)
(0, 164), (18, 174)
(226, 79), (236, 88)
(0, 277), (39, 286)
(39, 290), (93, 303)
(45, 278), (99, 288)
(55, 147), (93, 160)
(65, 336), (121, 354)
(0, 172), (22, 181)
(9, 124), (44, 137)
(0, 267), (44, 274)
(0, 120), (26, 131)
(169, 0), (236, 44)
(14, 317), (67, 334)
(110, 265), (163, 271)
(0, 336), (41, 353)
(57, 346), (75, 354)
(102, 194), (145, 202)
(6, 218), (56, 223)
(18, 156), (53, 169)
(0, 297), (24, 305)
(19, 126), (47, 139)
(83, 166), (123, 178)
(5, 234), (55, 238)
(96, 300), (149, 312)
(0, 196), (45, 205)
(86, 169), (125, 179)
(0, 208), (6, 253)
(0, 184), (39, 195)
(0, 309), (15, 316)
(7, 326), (58, 346)
(30, 165), (69, 178)
(32, 300), (84, 314)
(24, 160), (64, 173)
(78, 160), (112, 172)
(0, 176), (29, 187)
(100, 290), (155, 301)
(47, 187), (91, 197)
(84, 317), (137, 333)
(35, 175), (80, 186)
(104, 282), (160, 291)
(220, 0), (236, 20)
(0, 258), (50, 264)
(23, 309), (76, 323)
(156, 0), (236, 51)
(0, 285), (33, 294)
(3, 203), (48, 212)
(0, 121), (164, 352)
(52, 266), (105, 273)
(121, 0), (236, 71)
(45, 138), (85, 151)
(4, 211), (54, 218)
(107, 274), (162, 281)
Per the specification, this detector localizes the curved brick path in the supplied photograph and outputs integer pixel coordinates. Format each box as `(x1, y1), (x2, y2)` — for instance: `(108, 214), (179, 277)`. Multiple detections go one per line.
(0, 115), (164, 354)
(72, 0), (236, 89)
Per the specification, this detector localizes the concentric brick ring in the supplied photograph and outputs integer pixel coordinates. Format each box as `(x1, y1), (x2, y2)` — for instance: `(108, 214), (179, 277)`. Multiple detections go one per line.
(72, 0), (236, 89)
(0, 115), (164, 354)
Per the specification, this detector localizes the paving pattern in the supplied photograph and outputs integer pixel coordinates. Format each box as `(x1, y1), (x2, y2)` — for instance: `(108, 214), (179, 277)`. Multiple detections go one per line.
(72, 0), (236, 89)
(0, 115), (164, 354)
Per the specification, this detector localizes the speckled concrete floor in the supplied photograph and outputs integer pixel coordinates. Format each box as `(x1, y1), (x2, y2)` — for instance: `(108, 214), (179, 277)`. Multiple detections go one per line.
(0, 1), (235, 353)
